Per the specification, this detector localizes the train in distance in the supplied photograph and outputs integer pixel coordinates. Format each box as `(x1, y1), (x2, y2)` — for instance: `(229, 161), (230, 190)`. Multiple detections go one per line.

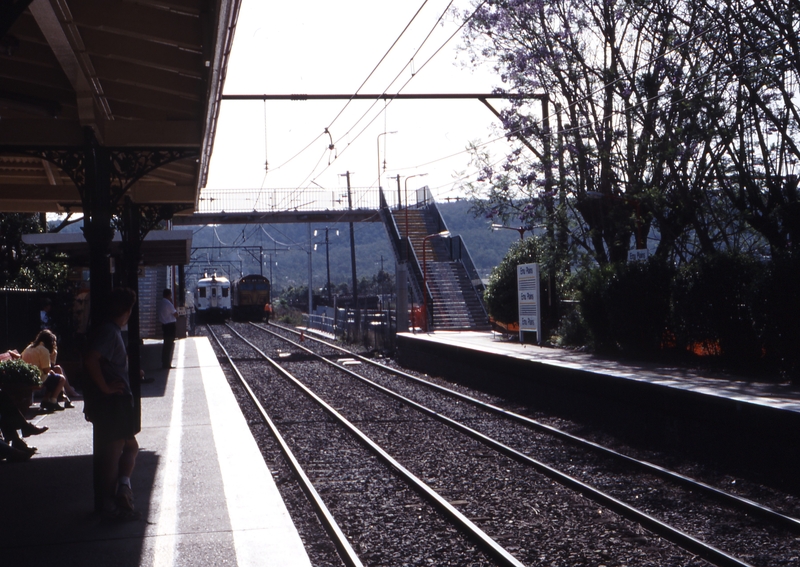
(194, 273), (272, 323)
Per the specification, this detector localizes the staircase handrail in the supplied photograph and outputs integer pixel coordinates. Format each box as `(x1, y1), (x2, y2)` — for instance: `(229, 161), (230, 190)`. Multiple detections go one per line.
(428, 200), (486, 303)
(379, 203), (404, 261)
(379, 188), (425, 306)
(378, 185), (389, 210)
(447, 235), (488, 317)
(426, 198), (450, 235)
(406, 241), (430, 312)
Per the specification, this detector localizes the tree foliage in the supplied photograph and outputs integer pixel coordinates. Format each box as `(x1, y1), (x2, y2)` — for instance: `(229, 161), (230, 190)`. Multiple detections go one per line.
(484, 236), (551, 325)
(0, 214), (70, 291)
(460, 0), (799, 264)
(577, 257), (675, 355)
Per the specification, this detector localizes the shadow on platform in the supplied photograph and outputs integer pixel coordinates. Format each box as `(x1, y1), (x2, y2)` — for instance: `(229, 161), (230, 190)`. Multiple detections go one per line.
(1, 451), (159, 567)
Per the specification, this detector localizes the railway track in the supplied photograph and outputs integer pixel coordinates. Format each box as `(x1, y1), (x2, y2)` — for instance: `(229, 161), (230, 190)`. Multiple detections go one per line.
(206, 322), (800, 567)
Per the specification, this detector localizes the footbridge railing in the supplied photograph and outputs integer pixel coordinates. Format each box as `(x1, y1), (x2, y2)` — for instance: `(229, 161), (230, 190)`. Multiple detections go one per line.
(197, 188), (399, 214)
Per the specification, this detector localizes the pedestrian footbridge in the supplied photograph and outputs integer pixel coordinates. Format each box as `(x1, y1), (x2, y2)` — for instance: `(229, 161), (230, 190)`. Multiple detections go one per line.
(175, 186), (490, 331)
(172, 187), (387, 225)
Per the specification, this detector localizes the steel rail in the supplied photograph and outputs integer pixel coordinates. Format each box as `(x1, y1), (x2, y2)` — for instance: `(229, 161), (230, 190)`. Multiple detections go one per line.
(255, 323), (759, 567)
(223, 324), (527, 567)
(206, 326), (365, 567)
(263, 322), (800, 533)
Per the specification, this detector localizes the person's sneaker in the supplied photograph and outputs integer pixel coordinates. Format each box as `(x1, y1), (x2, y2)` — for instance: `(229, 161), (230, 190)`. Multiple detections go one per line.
(101, 498), (123, 520)
(116, 484), (135, 512)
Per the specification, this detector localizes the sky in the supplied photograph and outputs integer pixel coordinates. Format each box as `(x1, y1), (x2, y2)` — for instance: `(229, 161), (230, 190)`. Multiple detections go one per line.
(204, 0), (514, 206)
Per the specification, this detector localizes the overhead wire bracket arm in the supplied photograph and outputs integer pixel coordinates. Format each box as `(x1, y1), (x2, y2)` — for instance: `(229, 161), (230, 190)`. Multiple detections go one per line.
(479, 97), (543, 161)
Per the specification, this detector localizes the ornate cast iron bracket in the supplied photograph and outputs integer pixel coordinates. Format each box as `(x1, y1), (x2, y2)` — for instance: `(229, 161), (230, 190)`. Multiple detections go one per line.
(33, 146), (198, 211)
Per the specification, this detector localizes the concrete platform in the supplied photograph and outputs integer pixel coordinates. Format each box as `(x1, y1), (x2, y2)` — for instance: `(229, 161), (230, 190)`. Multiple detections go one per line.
(397, 331), (800, 489)
(399, 331), (800, 412)
(0, 337), (312, 567)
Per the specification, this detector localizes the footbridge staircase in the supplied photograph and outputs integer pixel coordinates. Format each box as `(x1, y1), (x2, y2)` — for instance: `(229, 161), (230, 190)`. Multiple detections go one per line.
(380, 188), (489, 331)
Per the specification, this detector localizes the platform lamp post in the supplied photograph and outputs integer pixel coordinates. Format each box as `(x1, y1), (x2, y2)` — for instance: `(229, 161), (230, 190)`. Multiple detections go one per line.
(491, 223), (531, 241)
(393, 173), (427, 333)
(421, 230), (450, 332)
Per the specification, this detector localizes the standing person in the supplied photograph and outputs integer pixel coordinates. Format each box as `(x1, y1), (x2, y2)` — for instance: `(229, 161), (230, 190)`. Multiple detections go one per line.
(83, 287), (139, 518)
(157, 288), (178, 370)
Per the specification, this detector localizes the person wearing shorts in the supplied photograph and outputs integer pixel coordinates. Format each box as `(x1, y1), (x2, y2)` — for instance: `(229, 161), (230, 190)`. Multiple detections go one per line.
(83, 287), (139, 518)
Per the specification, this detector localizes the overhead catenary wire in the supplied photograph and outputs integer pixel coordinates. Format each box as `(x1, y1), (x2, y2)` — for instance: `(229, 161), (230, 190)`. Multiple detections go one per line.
(316, 0), (481, 186)
(290, 0), (467, 195)
(229, 0), (474, 196)
(224, 0), (780, 203)
(251, 0), (437, 183)
(327, 0), (459, 156)
(324, 0), (434, 132)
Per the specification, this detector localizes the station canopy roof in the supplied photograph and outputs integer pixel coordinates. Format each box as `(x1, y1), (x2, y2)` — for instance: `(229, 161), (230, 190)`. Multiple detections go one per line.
(22, 229), (193, 266)
(0, 0), (241, 216)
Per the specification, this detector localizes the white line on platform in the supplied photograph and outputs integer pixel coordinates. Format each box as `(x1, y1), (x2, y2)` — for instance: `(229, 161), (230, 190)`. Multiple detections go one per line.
(152, 340), (185, 567)
(199, 338), (312, 567)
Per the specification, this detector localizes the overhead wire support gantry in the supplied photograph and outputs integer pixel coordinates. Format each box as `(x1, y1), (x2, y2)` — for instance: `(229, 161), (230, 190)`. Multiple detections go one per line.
(221, 93), (532, 101)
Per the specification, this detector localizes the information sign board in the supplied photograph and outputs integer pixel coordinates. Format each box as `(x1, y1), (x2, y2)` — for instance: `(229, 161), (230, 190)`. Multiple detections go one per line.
(517, 263), (540, 344)
(628, 248), (649, 263)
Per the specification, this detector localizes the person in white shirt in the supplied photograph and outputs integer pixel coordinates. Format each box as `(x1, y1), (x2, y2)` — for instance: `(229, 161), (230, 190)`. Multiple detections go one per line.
(157, 289), (178, 369)
(39, 297), (52, 330)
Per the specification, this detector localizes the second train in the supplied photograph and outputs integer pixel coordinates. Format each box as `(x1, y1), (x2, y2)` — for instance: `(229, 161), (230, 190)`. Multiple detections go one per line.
(194, 273), (271, 323)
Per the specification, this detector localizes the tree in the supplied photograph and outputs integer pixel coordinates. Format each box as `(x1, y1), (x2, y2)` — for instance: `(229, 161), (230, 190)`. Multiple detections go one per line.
(0, 213), (69, 291)
(279, 285), (310, 308)
(460, 0), (793, 265)
(701, 0), (800, 258)
(373, 269), (395, 297)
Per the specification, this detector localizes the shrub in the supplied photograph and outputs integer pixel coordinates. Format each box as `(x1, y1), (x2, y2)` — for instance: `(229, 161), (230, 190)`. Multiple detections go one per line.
(575, 263), (616, 353)
(672, 253), (763, 369)
(273, 304), (304, 326)
(483, 237), (556, 336)
(553, 294), (591, 348)
(577, 258), (674, 356)
(570, 251), (797, 376)
(609, 258), (675, 355)
(757, 254), (800, 381)
(0, 358), (43, 389)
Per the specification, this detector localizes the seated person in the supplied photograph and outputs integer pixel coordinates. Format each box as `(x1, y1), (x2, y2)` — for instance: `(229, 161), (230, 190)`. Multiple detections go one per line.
(21, 329), (79, 412)
(0, 389), (47, 456)
(0, 438), (33, 462)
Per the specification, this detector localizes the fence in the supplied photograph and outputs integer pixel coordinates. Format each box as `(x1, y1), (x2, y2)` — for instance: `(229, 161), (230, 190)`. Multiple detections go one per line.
(305, 306), (396, 353)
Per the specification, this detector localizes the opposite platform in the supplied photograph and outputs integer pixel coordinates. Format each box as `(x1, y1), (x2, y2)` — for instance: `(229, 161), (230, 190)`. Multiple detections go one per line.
(397, 330), (800, 489)
(0, 337), (311, 567)
(399, 330), (800, 413)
